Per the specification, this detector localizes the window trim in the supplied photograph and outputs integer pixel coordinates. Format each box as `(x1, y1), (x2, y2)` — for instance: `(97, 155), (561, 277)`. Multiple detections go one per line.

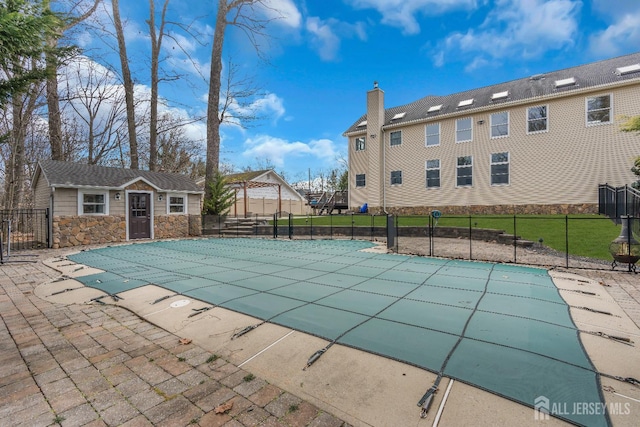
(585, 93), (612, 126)
(490, 152), (510, 186)
(390, 130), (402, 147)
(456, 117), (473, 143)
(355, 173), (366, 188)
(425, 159), (441, 189)
(526, 105), (549, 134)
(167, 194), (187, 214)
(355, 136), (366, 151)
(78, 190), (109, 216)
(390, 170), (402, 186)
(490, 111), (510, 139)
(425, 123), (440, 147)
(456, 156), (473, 188)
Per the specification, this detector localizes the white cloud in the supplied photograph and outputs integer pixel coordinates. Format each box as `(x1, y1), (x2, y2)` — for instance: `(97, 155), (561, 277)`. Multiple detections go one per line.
(223, 93), (286, 129)
(347, 0), (477, 35)
(306, 17), (341, 61)
(262, 0), (302, 28)
(435, 0), (580, 68)
(305, 17), (368, 61)
(242, 136), (336, 167)
(589, 0), (640, 56)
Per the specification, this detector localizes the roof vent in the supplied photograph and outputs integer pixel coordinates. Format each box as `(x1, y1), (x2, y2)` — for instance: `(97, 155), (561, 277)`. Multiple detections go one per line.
(391, 112), (406, 120)
(530, 73), (545, 81)
(491, 91), (509, 100)
(458, 98), (474, 108)
(555, 77), (576, 88)
(427, 105), (442, 113)
(616, 64), (640, 76)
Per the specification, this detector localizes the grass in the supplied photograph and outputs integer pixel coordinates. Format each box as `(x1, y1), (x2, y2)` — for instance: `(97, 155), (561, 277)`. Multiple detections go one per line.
(243, 373), (255, 382)
(275, 214), (622, 260)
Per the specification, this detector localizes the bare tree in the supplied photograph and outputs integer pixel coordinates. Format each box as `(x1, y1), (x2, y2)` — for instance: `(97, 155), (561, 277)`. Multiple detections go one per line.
(205, 0), (280, 199)
(111, 0), (139, 169)
(44, 0), (100, 161)
(62, 58), (128, 164)
(147, 0), (170, 171)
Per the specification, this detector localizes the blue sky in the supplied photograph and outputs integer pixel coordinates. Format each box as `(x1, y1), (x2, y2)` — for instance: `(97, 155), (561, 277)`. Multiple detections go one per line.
(77, 0), (639, 182)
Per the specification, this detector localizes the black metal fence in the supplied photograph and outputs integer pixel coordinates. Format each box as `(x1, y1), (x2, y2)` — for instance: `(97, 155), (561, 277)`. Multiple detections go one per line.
(598, 184), (640, 223)
(0, 209), (50, 255)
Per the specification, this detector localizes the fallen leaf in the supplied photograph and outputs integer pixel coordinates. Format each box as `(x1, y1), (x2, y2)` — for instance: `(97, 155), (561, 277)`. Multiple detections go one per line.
(179, 338), (192, 345)
(214, 400), (233, 414)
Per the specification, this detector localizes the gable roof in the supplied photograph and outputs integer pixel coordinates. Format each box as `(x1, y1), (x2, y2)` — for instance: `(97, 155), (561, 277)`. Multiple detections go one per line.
(34, 160), (202, 193)
(344, 51), (640, 135)
(225, 170), (271, 183)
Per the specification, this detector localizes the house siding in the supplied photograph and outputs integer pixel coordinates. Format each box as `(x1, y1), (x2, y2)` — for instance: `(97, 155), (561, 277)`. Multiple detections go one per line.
(349, 81), (640, 214)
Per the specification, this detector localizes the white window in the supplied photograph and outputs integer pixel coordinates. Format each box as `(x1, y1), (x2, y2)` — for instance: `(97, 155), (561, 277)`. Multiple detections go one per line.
(355, 136), (366, 151)
(426, 123), (440, 147)
(78, 191), (108, 215)
(490, 111), (509, 138)
(527, 105), (548, 133)
(355, 174), (366, 187)
(456, 156), (473, 187)
(390, 131), (402, 146)
(390, 170), (402, 185)
(586, 94), (611, 125)
(426, 159), (440, 188)
(169, 195), (186, 213)
(456, 117), (472, 143)
(491, 152), (510, 185)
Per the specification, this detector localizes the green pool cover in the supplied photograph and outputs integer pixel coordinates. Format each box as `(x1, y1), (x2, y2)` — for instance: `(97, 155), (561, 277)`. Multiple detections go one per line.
(69, 238), (609, 426)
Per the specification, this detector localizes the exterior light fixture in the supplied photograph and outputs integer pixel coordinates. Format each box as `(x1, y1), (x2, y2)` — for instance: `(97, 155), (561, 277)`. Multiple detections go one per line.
(609, 215), (640, 272)
(158, 194), (164, 202)
(114, 192), (121, 201)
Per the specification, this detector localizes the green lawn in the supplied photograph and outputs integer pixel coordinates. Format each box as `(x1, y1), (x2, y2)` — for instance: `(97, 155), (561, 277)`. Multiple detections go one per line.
(276, 214), (621, 260)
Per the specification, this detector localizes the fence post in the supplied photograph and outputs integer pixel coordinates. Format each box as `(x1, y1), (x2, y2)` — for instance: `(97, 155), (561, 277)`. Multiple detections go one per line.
(351, 213), (355, 240)
(565, 215), (569, 269)
(273, 213), (277, 238)
(468, 215), (473, 260)
(513, 215), (517, 264)
(288, 213), (293, 239)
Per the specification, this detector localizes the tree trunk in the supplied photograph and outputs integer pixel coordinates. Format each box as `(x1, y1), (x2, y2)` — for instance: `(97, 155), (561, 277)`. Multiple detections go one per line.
(205, 0), (228, 199)
(45, 44), (63, 160)
(112, 0), (139, 169)
(148, 0), (169, 172)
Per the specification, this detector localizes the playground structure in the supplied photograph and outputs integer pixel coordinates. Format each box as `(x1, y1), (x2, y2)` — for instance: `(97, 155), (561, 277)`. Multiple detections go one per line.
(308, 190), (349, 215)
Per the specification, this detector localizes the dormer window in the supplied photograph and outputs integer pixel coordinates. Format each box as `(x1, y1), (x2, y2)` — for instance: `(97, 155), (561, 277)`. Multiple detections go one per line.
(491, 91), (508, 101)
(427, 105), (442, 113)
(391, 112), (406, 121)
(458, 98), (474, 108)
(616, 64), (640, 76)
(555, 77), (576, 88)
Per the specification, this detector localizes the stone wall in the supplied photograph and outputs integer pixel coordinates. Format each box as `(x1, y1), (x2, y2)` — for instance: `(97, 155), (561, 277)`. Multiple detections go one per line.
(52, 214), (203, 249)
(366, 203), (598, 216)
(53, 215), (126, 249)
(154, 215), (189, 239)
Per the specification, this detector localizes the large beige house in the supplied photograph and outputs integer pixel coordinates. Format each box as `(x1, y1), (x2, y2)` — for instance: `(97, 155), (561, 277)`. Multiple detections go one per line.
(344, 52), (640, 215)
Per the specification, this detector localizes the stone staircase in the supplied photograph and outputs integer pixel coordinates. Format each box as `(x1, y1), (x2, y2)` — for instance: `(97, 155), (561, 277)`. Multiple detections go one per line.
(220, 216), (269, 236)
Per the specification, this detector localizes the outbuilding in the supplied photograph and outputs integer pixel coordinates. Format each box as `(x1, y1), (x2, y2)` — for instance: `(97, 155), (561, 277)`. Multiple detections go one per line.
(32, 160), (203, 248)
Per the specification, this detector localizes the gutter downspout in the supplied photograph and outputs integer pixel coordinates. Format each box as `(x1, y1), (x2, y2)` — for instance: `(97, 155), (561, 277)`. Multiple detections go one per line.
(381, 128), (387, 214)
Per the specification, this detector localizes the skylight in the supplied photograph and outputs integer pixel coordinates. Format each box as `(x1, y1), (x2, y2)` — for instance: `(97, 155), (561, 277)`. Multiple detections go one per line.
(491, 91), (509, 100)
(427, 105), (442, 113)
(616, 64), (640, 76)
(458, 99), (474, 107)
(357, 120), (367, 127)
(555, 77), (576, 88)
(391, 112), (406, 120)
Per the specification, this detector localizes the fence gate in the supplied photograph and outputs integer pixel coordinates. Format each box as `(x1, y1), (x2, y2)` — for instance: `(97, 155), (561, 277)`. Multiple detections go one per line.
(0, 209), (50, 254)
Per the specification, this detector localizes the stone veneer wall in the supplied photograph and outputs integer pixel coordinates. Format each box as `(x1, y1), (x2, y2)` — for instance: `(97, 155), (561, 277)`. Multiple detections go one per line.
(53, 215), (126, 249)
(366, 203), (598, 216)
(53, 214), (203, 249)
(154, 215), (189, 239)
